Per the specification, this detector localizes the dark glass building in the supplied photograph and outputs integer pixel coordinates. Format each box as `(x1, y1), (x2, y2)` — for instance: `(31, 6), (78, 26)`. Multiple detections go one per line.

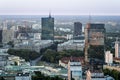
(86, 23), (105, 46)
(74, 22), (82, 39)
(41, 15), (54, 40)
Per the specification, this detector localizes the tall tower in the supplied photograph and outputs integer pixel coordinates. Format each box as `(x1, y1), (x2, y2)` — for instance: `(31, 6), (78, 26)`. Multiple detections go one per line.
(41, 14), (54, 40)
(115, 38), (119, 58)
(84, 23), (90, 63)
(73, 22), (82, 39)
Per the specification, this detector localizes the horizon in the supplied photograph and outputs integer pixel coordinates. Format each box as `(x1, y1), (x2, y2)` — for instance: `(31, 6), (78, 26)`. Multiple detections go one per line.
(0, 0), (120, 15)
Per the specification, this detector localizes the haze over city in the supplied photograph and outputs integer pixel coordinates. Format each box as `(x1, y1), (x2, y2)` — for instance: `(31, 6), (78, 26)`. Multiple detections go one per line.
(0, 0), (120, 80)
(0, 0), (120, 15)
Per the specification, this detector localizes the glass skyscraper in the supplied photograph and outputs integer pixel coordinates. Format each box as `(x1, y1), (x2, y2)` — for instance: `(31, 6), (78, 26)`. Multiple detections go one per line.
(41, 15), (54, 40)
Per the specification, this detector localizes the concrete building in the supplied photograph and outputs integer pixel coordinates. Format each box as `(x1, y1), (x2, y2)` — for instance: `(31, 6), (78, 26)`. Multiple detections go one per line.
(85, 23), (105, 46)
(15, 73), (31, 80)
(41, 14), (54, 40)
(59, 57), (84, 68)
(84, 23), (105, 62)
(105, 51), (113, 65)
(0, 29), (2, 43)
(115, 38), (119, 58)
(58, 39), (85, 51)
(74, 22), (82, 39)
(0, 48), (8, 68)
(14, 40), (53, 52)
(68, 60), (82, 80)
(2, 29), (14, 43)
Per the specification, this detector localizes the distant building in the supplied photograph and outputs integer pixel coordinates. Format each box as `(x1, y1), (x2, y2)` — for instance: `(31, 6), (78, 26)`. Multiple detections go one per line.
(68, 60), (82, 80)
(0, 48), (8, 68)
(115, 40), (120, 58)
(0, 30), (2, 43)
(41, 14), (54, 40)
(105, 51), (113, 65)
(15, 73), (31, 80)
(86, 69), (91, 80)
(59, 57), (84, 68)
(85, 23), (105, 46)
(74, 22), (82, 39)
(57, 39), (85, 51)
(2, 29), (14, 43)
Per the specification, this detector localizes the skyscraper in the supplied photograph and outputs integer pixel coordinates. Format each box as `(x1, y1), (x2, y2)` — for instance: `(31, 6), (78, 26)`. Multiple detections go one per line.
(84, 23), (105, 61)
(85, 23), (105, 46)
(41, 14), (54, 40)
(74, 22), (82, 39)
(115, 38), (119, 58)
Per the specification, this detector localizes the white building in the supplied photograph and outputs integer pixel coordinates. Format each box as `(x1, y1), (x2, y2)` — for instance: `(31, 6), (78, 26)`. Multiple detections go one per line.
(58, 40), (85, 51)
(105, 51), (113, 65)
(68, 61), (82, 80)
(115, 39), (119, 58)
(15, 73), (31, 80)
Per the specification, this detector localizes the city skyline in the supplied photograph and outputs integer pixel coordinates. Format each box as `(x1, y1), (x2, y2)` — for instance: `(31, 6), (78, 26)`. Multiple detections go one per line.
(0, 0), (120, 15)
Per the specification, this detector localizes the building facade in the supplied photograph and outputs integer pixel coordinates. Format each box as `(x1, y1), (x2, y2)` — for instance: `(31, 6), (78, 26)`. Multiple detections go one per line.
(15, 73), (31, 80)
(85, 23), (105, 46)
(74, 22), (82, 39)
(68, 61), (82, 80)
(41, 15), (54, 40)
(115, 39), (119, 58)
(105, 51), (113, 65)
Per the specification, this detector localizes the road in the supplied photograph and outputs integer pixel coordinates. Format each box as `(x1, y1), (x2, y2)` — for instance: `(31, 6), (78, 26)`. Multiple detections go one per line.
(30, 55), (43, 66)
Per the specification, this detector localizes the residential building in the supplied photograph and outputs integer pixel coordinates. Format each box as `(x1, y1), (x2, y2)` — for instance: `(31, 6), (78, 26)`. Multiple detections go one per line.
(68, 60), (82, 80)
(115, 38), (119, 58)
(2, 29), (14, 43)
(105, 51), (113, 65)
(15, 73), (31, 80)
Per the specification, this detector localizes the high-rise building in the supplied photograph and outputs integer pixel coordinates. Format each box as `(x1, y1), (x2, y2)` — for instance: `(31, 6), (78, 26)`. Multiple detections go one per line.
(84, 23), (105, 62)
(41, 14), (54, 40)
(74, 22), (82, 39)
(68, 60), (82, 80)
(85, 23), (105, 46)
(105, 51), (113, 65)
(115, 38), (119, 58)
(0, 30), (2, 43)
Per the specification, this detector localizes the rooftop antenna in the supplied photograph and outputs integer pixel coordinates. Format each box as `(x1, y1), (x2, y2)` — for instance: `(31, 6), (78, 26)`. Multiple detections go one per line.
(89, 13), (91, 23)
(49, 10), (51, 18)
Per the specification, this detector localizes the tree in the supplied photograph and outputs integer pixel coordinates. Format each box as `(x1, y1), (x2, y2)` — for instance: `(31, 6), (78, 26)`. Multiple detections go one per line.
(7, 49), (40, 61)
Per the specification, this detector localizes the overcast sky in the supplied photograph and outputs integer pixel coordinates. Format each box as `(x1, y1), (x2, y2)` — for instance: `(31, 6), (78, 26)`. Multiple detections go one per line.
(0, 0), (120, 15)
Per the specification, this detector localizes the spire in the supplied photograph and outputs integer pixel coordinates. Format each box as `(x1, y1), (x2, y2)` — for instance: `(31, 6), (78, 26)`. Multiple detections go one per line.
(49, 11), (51, 18)
(89, 13), (91, 23)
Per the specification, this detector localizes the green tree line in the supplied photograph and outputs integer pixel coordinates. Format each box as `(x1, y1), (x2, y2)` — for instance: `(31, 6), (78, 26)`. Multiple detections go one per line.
(41, 49), (84, 63)
(7, 49), (40, 61)
(103, 68), (120, 80)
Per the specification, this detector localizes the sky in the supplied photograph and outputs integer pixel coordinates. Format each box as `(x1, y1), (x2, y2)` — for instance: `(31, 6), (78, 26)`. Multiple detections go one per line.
(0, 0), (120, 15)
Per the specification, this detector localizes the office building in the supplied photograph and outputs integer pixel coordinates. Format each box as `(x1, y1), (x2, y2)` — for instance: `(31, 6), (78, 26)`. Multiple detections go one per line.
(41, 14), (54, 40)
(85, 23), (105, 46)
(84, 23), (105, 62)
(105, 51), (113, 65)
(0, 30), (2, 43)
(68, 60), (82, 80)
(74, 22), (82, 39)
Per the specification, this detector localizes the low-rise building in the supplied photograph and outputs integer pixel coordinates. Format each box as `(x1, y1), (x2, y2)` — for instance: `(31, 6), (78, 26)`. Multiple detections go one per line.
(58, 40), (85, 51)
(15, 73), (31, 80)
(105, 51), (113, 65)
(59, 57), (84, 68)
(68, 60), (82, 80)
